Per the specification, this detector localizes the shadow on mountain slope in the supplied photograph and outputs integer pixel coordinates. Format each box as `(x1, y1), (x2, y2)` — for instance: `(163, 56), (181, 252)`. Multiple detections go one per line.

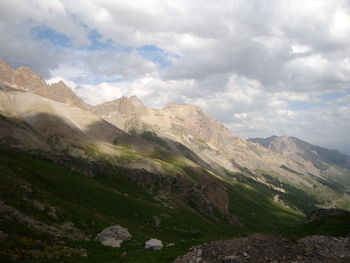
(0, 112), (304, 229)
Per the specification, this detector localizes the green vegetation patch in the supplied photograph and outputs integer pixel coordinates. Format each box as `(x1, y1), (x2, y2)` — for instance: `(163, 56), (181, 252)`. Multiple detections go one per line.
(0, 148), (238, 263)
(282, 212), (350, 237)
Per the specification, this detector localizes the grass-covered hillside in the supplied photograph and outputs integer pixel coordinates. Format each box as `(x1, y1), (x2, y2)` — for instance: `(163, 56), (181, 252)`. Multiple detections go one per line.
(281, 212), (350, 238)
(0, 148), (307, 263)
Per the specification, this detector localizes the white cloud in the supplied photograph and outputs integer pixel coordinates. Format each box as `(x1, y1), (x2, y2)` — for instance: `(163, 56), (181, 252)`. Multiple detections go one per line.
(0, 0), (350, 153)
(76, 74), (196, 107)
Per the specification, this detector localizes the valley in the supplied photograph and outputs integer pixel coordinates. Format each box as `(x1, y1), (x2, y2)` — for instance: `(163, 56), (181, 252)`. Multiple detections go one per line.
(0, 62), (349, 262)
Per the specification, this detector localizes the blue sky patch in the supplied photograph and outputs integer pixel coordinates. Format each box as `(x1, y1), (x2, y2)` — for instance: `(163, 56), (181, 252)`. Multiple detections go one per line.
(138, 45), (172, 68)
(85, 30), (114, 51)
(321, 92), (345, 101)
(31, 25), (71, 47)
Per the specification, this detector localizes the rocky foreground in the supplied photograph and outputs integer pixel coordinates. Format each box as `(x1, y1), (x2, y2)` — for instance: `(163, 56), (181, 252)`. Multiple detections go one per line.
(174, 234), (350, 263)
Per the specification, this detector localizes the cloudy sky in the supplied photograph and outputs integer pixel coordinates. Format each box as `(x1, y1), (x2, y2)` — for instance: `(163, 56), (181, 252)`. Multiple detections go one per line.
(1, 0), (350, 154)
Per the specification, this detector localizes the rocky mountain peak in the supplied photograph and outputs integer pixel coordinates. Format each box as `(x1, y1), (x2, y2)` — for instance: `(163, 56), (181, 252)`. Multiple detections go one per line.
(117, 96), (148, 115)
(0, 61), (89, 110)
(0, 61), (46, 92)
(269, 136), (300, 154)
(50, 80), (70, 90)
(91, 95), (148, 116)
(47, 81), (88, 109)
(129, 95), (142, 103)
(126, 95), (146, 108)
(163, 103), (203, 116)
(54, 80), (66, 86)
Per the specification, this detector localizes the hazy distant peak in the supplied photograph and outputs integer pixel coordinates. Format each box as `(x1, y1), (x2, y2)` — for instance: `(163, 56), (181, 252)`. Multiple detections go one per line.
(249, 135), (350, 170)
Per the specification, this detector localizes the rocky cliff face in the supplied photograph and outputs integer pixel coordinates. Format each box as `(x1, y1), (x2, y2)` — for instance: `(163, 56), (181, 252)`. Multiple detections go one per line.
(0, 61), (89, 110)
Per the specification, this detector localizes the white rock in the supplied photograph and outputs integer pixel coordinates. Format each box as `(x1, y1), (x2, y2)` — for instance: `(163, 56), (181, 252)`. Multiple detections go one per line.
(101, 239), (122, 248)
(165, 242), (175, 248)
(144, 238), (163, 250)
(95, 225), (131, 248)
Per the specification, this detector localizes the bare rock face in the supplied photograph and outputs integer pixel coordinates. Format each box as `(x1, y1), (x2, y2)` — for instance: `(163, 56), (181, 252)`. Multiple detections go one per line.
(92, 95), (148, 117)
(48, 81), (88, 110)
(144, 238), (163, 250)
(200, 177), (229, 215)
(95, 225), (132, 248)
(0, 61), (89, 110)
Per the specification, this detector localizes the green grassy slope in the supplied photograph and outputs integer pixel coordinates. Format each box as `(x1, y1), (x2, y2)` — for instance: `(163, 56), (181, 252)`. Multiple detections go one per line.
(0, 149), (239, 262)
(0, 149), (310, 262)
(281, 212), (350, 237)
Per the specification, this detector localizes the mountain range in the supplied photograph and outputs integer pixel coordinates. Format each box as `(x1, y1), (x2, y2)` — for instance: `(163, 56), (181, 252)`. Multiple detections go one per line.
(249, 135), (350, 171)
(0, 61), (349, 262)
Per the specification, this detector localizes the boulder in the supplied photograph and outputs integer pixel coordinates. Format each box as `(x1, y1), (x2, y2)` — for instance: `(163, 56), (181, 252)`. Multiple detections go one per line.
(144, 238), (163, 250)
(95, 225), (131, 248)
(101, 239), (122, 248)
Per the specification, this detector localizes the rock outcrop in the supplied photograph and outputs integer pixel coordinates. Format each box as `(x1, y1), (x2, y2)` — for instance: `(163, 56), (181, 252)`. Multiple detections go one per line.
(144, 238), (163, 250)
(0, 200), (90, 241)
(174, 234), (350, 263)
(95, 225), (132, 248)
(54, 156), (234, 224)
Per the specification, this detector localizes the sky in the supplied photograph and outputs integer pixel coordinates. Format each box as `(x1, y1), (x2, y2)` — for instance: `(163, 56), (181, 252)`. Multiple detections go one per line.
(0, 0), (350, 154)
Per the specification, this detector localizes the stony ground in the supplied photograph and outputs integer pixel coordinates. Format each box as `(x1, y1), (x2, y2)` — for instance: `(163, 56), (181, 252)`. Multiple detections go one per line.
(173, 234), (350, 263)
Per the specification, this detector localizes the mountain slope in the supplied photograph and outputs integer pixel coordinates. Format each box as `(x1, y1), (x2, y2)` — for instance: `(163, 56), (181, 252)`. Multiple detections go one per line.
(248, 135), (350, 177)
(1, 61), (349, 212)
(92, 97), (321, 180)
(91, 96), (350, 211)
(249, 135), (350, 170)
(1, 82), (306, 228)
(0, 61), (349, 262)
(249, 136), (350, 208)
(0, 61), (89, 110)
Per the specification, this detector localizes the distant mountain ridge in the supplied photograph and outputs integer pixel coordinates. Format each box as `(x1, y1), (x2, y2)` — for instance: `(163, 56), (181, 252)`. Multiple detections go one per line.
(1, 61), (350, 261)
(1, 60), (349, 215)
(249, 135), (350, 170)
(0, 61), (319, 180)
